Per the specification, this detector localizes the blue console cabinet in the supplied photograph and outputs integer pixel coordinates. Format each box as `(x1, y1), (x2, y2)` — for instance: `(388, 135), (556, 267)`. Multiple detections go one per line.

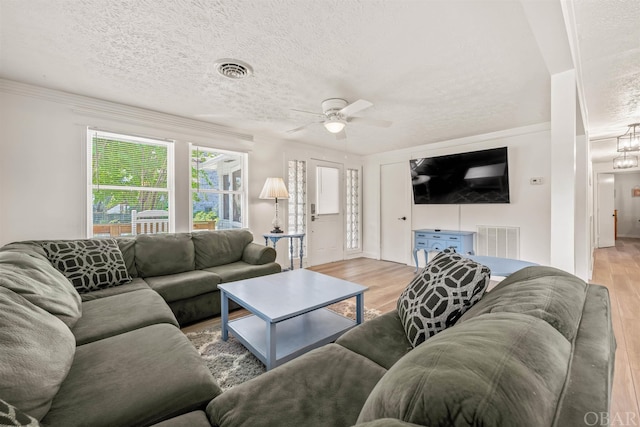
(413, 229), (475, 272)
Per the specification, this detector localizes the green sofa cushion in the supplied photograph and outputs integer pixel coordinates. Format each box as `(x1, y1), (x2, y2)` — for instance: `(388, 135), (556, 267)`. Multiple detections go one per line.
(242, 243), (277, 265)
(0, 287), (76, 421)
(72, 288), (179, 345)
(135, 233), (195, 277)
(555, 284), (616, 425)
(150, 410), (211, 427)
(204, 261), (281, 283)
(0, 250), (81, 328)
(357, 313), (571, 426)
(80, 277), (150, 301)
(42, 324), (221, 427)
(192, 230), (253, 269)
(207, 344), (387, 427)
(458, 266), (588, 341)
(116, 237), (138, 277)
(336, 311), (412, 369)
(145, 270), (221, 303)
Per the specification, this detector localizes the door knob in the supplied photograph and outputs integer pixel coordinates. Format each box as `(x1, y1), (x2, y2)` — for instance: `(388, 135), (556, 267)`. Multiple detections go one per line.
(398, 216), (407, 220)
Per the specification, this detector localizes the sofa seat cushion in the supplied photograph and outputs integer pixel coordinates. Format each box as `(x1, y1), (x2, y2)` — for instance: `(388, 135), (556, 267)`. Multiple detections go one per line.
(41, 239), (132, 293)
(357, 313), (571, 427)
(336, 311), (412, 369)
(150, 410), (211, 427)
(207, 344), (387, 427)
(0, 249), (81, 328)
(145, 270), (221, 303)
(80, 277), (150, 301)
(397, 250), (490, 347)
(73, 288), (179, 345)
(0, 287), (76, 421)
(458, 266), (588, 341)
(42, 324), (221, 427)
(204, 261), (281, 283)
(135, 233), (195, 277)
(192, 229), (254, 269)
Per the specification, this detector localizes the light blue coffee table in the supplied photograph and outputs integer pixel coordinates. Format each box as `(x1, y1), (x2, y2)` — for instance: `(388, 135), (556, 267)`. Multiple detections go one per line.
(219, 269), (367, 370)
(464, 255), (538, 277)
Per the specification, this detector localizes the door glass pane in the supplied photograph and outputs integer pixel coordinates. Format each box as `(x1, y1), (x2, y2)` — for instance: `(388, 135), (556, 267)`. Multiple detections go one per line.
(316, 166), (339, 214)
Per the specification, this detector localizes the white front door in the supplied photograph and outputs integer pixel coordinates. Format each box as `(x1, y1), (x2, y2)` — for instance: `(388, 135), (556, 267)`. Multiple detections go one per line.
(597, 173), (615, 248)
(380, 162), (411, 264)
(308, 159), (344, 266)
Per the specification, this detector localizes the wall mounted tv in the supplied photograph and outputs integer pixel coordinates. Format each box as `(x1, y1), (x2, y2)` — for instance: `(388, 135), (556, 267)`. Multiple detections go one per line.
(410, 147), (510, 204)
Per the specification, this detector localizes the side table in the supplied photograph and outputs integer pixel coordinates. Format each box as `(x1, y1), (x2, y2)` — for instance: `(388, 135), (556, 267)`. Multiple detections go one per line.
(263, 232), (305, 270)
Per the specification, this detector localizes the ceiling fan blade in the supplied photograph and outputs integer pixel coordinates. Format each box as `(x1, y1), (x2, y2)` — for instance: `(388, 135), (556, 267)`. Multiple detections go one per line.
(339, 99), (373, 117)
(335, 129), (347, 140)
(348, 116), (393, 128)
(290, 108), (325, 117)
(286, 121), (322, 133)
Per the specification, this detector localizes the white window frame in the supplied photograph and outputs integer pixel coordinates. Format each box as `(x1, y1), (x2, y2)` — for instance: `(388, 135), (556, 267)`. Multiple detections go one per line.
(189, 144), (248, 230)
(86, 129), (175, 237)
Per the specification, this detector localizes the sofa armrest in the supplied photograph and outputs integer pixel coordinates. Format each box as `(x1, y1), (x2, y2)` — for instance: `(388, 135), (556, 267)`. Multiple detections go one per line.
(242, 243), (276, 265)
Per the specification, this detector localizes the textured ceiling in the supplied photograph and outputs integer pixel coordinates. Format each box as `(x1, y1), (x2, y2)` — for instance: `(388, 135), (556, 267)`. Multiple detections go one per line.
(572, 0), (640, 163)
(0, 0), (636, 159)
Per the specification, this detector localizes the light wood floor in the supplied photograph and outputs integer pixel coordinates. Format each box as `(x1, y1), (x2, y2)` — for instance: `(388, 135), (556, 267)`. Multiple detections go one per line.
(182, 246), (639, 417)
(591, 237), (640, 420)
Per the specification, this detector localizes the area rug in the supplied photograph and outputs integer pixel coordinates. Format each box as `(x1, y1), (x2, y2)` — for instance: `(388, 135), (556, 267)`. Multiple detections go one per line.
(186, 300), (381, 391)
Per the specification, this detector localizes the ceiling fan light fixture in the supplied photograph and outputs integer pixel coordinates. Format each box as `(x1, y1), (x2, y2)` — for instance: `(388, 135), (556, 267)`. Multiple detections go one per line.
(616, 123), (640, 152)
(324, 118), (346, 133)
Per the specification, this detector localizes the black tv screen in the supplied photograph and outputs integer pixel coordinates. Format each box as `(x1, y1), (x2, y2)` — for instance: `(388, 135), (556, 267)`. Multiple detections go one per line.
(410, 147), (510, 204)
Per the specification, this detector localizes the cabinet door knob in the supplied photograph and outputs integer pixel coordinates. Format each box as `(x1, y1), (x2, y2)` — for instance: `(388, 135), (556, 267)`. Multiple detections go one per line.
(398, 216), (407, 220)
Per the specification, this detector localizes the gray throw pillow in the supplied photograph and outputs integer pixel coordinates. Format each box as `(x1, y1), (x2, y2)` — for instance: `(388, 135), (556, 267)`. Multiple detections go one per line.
(42, 239), (131, 293)
(0, 399), (39, 426)
(397, 249), (490, 347)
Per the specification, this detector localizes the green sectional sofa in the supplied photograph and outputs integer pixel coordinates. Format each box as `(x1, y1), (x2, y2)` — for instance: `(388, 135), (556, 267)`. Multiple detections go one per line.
(206, 266), (616, 427)
(0, 229), (280, 426)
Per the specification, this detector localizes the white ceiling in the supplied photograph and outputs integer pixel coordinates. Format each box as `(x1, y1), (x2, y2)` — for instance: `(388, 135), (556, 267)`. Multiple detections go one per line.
(0, 0), (638, 159)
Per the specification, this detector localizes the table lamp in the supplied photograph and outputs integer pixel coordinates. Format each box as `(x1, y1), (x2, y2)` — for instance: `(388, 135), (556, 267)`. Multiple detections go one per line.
(259, 177), (289, 233)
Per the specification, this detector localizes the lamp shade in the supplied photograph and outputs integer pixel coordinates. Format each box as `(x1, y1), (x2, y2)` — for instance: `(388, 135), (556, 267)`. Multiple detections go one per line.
(259, 177), (289, 199)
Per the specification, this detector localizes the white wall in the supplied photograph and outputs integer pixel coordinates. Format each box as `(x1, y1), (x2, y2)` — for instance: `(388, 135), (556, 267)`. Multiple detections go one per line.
(363, 124), (553, 266)
(614, 172), (640, 238)
(0, 81), (362, 270)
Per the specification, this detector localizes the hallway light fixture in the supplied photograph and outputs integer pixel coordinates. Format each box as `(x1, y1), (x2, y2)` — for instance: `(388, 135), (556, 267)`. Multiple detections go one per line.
(616, 123), (640, 152)
(613, 153), (638, 169)
(259, 177), (290, 233)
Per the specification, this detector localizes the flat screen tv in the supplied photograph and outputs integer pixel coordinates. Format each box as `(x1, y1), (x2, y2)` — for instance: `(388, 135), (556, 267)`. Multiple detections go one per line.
(410, 147), (510, 204)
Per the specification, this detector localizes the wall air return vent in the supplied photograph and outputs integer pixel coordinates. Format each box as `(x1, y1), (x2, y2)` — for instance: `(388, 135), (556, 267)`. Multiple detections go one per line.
(214, 58), (253, 80)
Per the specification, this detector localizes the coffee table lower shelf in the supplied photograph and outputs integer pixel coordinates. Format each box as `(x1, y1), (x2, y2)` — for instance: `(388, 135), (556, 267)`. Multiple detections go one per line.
(227, 308), (357, 370)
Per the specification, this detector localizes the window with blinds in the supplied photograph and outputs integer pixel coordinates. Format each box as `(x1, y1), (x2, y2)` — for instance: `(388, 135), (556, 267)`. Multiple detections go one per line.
(191, 145), (247, 230)
(87, 130), (174, 238)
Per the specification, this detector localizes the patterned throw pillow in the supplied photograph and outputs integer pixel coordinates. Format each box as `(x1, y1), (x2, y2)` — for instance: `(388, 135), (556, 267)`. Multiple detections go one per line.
(0, 399), (39, 427)
(42, 239), (132, 293)
(397, 249), (490, 347)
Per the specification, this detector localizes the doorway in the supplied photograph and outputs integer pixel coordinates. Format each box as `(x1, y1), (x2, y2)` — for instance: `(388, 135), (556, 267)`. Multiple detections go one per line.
(380, 162), (411, 264)
(307, 159), (344, 265)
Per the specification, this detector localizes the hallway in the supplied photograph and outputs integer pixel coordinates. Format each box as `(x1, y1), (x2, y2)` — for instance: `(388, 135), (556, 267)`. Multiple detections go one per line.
(592, 237), (640, 420)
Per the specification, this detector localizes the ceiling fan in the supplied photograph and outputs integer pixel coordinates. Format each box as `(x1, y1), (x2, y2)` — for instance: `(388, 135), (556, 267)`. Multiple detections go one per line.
(287, 98), (392, 140)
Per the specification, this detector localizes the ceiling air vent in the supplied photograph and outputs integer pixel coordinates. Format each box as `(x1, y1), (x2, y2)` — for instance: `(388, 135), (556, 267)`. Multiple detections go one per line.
(214, 58), (253, 80)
